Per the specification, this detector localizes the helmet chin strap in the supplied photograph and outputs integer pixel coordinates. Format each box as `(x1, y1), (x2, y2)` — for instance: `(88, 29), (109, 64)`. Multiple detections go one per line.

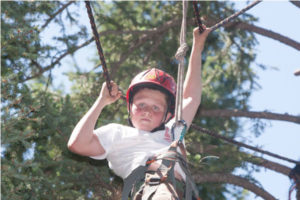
(150, 110), (169, 132)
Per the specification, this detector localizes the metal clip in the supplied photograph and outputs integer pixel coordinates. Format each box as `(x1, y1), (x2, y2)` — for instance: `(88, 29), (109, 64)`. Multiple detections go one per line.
(171, 120), (187, 142)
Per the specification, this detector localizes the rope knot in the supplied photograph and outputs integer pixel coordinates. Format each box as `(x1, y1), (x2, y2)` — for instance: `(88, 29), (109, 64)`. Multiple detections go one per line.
(175, 43), (189, 61)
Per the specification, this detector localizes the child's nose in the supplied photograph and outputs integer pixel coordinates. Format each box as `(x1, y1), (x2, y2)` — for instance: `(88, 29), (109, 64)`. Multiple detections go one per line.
(142, 106), (152, 115)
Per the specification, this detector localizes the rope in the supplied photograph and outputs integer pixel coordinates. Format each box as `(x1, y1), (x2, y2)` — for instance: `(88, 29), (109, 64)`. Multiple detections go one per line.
(192, 0), (261, 33)
(85, 1), (111, 92)
(210, 0), (262, 32)
(85, 1), (126, 101)
(174, 0), (189, 123)
(192, 1), (204, 34)
(191, 123), (300, 165)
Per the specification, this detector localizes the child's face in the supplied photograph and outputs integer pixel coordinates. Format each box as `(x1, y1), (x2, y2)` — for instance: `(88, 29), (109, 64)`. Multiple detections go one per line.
(130, 88), (170, 131)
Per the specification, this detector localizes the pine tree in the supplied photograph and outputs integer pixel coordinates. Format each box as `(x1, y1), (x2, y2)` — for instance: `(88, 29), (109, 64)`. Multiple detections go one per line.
(2, 1), (299, 199)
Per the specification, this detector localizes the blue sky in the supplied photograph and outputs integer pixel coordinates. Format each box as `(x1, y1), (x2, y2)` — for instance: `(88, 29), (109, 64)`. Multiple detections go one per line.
(36, 1), (300, 199)
(234, 1), (300, 199)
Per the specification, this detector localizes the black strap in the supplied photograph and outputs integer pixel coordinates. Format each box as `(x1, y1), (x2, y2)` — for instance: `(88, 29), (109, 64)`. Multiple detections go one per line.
(121, 142), (200, 200)
(121, 165), (147, 200)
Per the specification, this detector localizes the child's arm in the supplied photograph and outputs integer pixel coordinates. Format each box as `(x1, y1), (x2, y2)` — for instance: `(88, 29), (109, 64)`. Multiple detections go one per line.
(67, 81), (122, 156)
(182, 26), (210, 128)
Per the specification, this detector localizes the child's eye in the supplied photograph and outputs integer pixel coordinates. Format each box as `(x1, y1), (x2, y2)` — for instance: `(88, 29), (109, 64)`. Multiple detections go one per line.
(152, 106), (160, 112)
(138, 103), (146, 108)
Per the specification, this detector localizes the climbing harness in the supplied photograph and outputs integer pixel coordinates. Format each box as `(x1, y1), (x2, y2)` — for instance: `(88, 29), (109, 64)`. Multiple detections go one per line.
(121, 141), (200, 200)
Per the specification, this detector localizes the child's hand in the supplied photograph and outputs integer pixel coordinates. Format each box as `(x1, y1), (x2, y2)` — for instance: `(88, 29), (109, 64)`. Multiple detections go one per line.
(193, 25), (211, 52)
(99, 81), (122, 106)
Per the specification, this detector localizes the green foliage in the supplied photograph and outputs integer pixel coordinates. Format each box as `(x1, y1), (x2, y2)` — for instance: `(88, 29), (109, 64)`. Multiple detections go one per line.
(2, 1), (261, 199)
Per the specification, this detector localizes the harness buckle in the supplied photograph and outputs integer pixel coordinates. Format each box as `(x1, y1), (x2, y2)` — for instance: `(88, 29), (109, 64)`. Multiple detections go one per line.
(147, 177), (161, 186)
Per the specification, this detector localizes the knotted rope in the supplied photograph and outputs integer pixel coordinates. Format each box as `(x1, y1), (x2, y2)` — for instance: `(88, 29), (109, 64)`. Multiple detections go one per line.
(174, 0), (189, 124)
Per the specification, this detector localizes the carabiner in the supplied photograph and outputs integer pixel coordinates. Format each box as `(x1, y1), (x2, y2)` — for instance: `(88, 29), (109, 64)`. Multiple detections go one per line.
(171, 120), (187, 142)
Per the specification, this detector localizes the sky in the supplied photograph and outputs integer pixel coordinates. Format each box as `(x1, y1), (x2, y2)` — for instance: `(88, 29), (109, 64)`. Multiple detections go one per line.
(39, 1), (300, 199)
(233, 1), (300, 200)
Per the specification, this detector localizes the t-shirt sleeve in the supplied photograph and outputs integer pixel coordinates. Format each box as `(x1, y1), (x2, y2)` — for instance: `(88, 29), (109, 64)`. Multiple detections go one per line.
(90, 123), (120, 160)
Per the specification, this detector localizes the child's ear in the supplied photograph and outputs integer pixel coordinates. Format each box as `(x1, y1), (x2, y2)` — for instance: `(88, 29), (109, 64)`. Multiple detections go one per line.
(165, 112), (173, 122)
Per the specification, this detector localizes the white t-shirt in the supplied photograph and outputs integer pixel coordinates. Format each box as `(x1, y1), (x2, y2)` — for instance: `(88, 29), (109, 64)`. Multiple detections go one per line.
(90, 121), (184, 179)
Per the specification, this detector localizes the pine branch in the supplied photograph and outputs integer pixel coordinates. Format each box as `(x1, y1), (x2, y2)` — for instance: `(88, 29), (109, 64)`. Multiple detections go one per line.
(188, 142), (291, 176)
(194, 173), (277, 200)
(209, 0), (262, 32)
(199, 108), (300, 124)
(21, 18), (182, 83)
(242, 154), (291, 176)
(18, 4), (300, 83)
(294, 69), (300, 76)
(204, 17), (300, 51)
(110, 31), (164, 78)
(234, 22), (300, 51)
(41, 1), (75, 30)
(21, 37), (93, 82)
(143, 34), (164, 66)
(108, 18), (182, 78)
(190, 124), (300, 165)
(290, 0), (300, 9)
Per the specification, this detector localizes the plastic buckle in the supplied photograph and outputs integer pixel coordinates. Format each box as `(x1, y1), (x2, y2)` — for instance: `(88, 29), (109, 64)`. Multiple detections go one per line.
(148, 178), (161, 186)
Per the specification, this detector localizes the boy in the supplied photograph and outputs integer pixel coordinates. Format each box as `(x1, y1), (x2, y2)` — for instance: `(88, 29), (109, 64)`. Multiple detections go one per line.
(68, 26), (210, 199)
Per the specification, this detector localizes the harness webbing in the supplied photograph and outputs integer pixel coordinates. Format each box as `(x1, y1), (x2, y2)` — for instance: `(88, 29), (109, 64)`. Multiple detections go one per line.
(121, 141), (201, 200)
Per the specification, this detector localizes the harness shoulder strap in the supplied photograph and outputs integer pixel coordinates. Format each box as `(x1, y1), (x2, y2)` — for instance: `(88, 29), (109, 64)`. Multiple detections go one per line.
(121, 165), (147, 200)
